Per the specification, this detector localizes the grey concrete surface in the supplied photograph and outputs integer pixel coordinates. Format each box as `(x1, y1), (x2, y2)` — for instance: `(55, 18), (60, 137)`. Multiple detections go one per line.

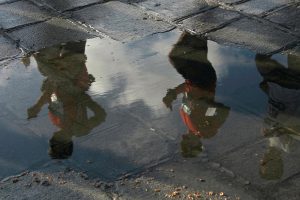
(0, 36), (20, 60)
(8, 17), (94, 51)
(207, 18), (298, 54)
(265, 5), (300, 36)
(70, 1), (174, 41)
(233, 0), (294, 16)
(115, 158), (259, 200)
(181, 7), (240, 34)
(32, 0), (104, 12)
(0, 0), (18, 4)
(0, 169), (112, 200)
(0, 0), (300, 199)
(135, 0), (214, 21)
(272, 174), (300, 200)
(0, 1), (51, 30)
(215, 0), (247, 4)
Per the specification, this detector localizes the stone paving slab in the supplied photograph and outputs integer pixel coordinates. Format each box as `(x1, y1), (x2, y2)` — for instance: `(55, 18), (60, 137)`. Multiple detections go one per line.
(215, 0), (247, 4)
(0, 36), (20, 60)
(0, 170), (112, 200)
(181, 7), (240, 34)
(115, 158), (259, 200)
(70, 1), (174, 41)
(8, 18), (94, 51)
(207, 17), (298, 54)
(234, 0), (293, 15)
(0, 0), (18, 4)
(136, 0), (214, 21)
(0, 1), (51, 30)
(272, 174), (300, 200)
(217, 139), (300, 187)
(266, 5), (300, 36)
(32, 0), (103, 12)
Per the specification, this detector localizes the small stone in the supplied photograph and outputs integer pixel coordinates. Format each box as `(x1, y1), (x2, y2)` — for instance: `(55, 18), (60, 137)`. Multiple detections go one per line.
(25, 183), (32, 188)
(59, 181), (67, 185)
(80, 173), (89, 180)
(94, 182), (102, 188)
(154, 189), (161, 192)
(244, 181), (251, 185)
(33, 177), (40, 183)
(169, 169), (174, 172)
(197, 178), (205, 182)
(220, 192), (225, 196)
(154, 3), (161, 7)
(41, 180), (50, 186)
(12, 179), (19, 183)
(104, 183), (113, 189)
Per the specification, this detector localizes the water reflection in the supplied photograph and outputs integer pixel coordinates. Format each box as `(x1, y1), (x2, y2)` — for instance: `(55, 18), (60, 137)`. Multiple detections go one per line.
(163, 32), (230, 157)
(26, 41), (106, 159)
(256, 54), (300, 180)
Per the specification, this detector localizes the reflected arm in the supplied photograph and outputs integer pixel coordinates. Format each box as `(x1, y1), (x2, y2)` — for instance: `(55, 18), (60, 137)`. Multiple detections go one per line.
(27, 84), (52, 119)
(83, 94), (107, 129)
(163, 83), (186, 110)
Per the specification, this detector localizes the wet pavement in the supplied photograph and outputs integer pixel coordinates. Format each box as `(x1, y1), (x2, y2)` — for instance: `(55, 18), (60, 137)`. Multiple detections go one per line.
(1, 28), (300, 199)
(1, 0), (300, 199)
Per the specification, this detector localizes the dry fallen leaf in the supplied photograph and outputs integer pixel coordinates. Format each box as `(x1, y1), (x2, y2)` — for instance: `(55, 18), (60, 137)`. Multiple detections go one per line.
(208, 191), (214, 196)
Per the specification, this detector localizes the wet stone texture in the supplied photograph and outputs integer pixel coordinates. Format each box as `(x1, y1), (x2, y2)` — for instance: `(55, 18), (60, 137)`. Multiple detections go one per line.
(0, 0), (18, 4)
(116, 159), (258, 200)
(0, 1), (51, 30)
(234, 0), (293, 15)
(272, 174), (300, 200)
(136, 0), (213, 21)
(219, 138), (300, 184)
(181, 7), (240, 34)
(266, 5), (300, 36)
(207, 18), (298, 54)
(32, 0), (104, 12)
(70, 1), (174, 41)
(0, 36), (20, 60)
(215, 0), (247, 4)
(8, 18), (94, 51)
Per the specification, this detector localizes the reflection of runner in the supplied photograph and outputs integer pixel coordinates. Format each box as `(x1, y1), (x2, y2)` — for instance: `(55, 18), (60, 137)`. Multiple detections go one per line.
(163, 32), (230, 157)
(27, 41), (106, 159)
(256, 54), (300, 180)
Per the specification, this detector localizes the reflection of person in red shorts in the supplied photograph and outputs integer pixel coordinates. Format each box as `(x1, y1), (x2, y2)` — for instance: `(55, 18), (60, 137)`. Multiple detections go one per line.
(163, 32), (230, 157)
(256, 54), (300, 180)
(27, 41), (106, 159)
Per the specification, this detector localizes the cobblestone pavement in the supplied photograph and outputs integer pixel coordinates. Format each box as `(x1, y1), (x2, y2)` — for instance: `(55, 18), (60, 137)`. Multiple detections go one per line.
(0, 0), (300, 199)
(0, 0), (299, 57)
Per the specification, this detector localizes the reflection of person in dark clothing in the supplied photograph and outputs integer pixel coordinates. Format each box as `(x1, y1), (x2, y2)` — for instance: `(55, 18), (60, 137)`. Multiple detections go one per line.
(27, 41), (106, 159)
(163, 32), (230, 157)
(256, 54), (300, 180)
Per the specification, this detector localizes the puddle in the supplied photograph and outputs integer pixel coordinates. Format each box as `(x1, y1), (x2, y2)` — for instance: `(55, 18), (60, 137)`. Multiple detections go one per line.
(1, 30), (300, 183)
